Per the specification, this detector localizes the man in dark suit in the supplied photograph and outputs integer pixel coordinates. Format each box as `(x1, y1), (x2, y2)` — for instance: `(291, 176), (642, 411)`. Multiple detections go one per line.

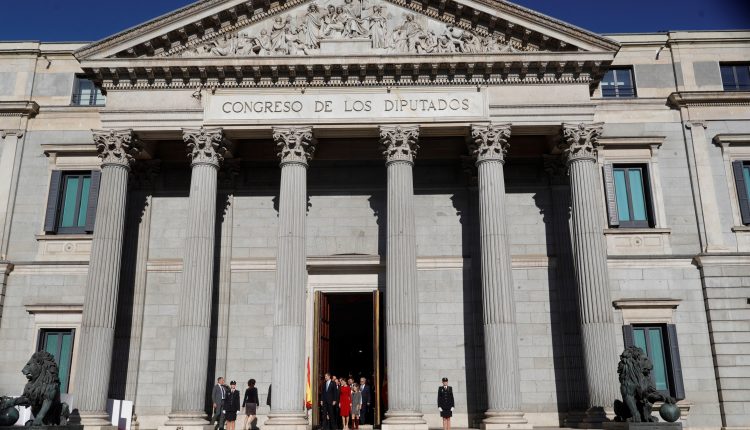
(359, 377), (371, 425)
(212, 376), (227, 430)
(320, 373), (338, 430)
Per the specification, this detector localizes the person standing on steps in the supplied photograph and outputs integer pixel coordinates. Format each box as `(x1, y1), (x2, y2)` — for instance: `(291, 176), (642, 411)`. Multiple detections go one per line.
(350, 383), (362, 429)
(339, 378), (351, 429)
(212, 376), (228, 430)
(242, 379), (259, 430)
(224, 381), (241, 430)
(358, 377), (370, 425)
(437, 377), (454, 430)
(320, 373), (339, 430)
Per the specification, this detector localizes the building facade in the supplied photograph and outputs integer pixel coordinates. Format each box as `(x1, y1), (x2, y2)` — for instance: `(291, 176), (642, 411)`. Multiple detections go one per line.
(0, 1), (748, 430)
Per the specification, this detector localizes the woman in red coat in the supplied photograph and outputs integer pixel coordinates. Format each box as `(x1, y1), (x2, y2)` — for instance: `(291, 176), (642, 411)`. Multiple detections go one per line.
(339, 381), (352, 428)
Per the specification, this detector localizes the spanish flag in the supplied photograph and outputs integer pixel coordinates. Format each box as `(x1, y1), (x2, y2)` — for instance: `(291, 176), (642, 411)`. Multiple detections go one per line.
(305, 357), (312, 409)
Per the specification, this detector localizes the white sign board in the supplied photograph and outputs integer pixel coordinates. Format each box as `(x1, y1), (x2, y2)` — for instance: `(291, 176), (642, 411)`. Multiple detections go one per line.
(205, 89), (487, 123)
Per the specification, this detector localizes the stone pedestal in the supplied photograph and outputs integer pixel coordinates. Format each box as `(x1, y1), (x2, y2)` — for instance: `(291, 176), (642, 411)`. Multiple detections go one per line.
(469, 124), (530, 430)
(166, 128), (228, 428)
(561, 123), (620, 423)
(266, 126), (316, 430)
(379, 125), (427, 430)
(604, 422), (682, 430)
(74, 129), (140, 429)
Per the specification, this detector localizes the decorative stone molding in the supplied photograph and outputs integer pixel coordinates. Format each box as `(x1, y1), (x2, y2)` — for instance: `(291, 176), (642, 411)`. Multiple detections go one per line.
(560, 122), (603, 164)
(380, 125), (419, 164)
(469, 123), (511, 164)
(613, 298), (681, 325)
(0, 130), (24, 139)
(0, 101), (39, 117)
(183, 127), (228, 167)
(668, 91), (750, 108)
(92, 129), (142, 168)
(273, 126), (316, 166)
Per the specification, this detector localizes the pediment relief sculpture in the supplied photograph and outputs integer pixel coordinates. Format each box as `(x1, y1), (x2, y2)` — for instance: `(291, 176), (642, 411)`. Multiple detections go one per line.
(177, 0), (522, 57)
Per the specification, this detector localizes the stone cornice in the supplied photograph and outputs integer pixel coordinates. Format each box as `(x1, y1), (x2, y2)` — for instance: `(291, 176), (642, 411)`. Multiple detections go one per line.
(668, 91), (750, 108)
(83, 51), (613, 90)
(712, 134), (750, 146)
(74, 0), (618, 61)
(0, 101), (40, 117)
(597, 136), (665, 149)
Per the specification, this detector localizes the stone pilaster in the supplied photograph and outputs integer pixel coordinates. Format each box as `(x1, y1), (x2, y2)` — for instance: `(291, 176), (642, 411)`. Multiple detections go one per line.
(560, 123), (620, 422)
(379, 125), (427, 430)
(469, 124), (529, 429)
(0, 130), (24, 260)
(266, 126), (315, 430)
(76, 129), (141, 429)
(165, 127), (228, 430)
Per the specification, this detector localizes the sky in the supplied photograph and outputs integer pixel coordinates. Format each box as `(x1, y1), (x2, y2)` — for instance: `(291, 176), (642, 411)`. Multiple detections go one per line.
(0, 0), (748, 42)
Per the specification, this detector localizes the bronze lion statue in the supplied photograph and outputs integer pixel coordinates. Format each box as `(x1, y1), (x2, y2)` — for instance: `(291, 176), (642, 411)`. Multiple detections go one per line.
(0, 351), (70, 426)
(614, 346), (675, 422)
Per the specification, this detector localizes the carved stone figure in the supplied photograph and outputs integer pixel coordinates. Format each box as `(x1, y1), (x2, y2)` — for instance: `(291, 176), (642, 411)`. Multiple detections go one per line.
(302, 4), (323, 48)
(0, 351), (71, 426)
(613, 346), (679, 423)
(367, 5), (388, 48)
(391, 14), (435, 54)
(322, 5), (345, 38)
(340, 0), (368, 37)
(269, 16), (291, 55)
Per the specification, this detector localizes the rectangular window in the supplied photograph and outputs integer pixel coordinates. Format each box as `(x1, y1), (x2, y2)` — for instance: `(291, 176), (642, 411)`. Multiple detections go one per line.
(71, 76), (106, 106)
(732, 160), (750, 225)
(38, 329), (75, 393)
(721, 63), (750, 91)
(623, 324), (685, 400)
(44, 170), (101, 234)
(601, 67), (636, 98)
(604, 164), (654, 228)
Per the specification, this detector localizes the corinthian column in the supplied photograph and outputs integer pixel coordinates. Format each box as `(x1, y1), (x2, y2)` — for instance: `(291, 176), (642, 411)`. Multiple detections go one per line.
(560, 123), (619, 421)
(379, 125), (427, 430)
(166, 127), (229, 430)
(76, 129), (141, 429)
(266, 126), (315, 430)
(469, 124), (529, 429)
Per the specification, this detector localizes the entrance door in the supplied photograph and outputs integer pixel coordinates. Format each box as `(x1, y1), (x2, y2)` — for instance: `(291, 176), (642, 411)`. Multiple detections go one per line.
(313, 292), (382, 427)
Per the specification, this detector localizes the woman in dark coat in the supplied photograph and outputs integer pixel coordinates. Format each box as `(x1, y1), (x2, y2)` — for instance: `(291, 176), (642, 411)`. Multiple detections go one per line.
(224, 381), (242, 430)
(242, 379), (259, 430)
(437, 377), (455, 430)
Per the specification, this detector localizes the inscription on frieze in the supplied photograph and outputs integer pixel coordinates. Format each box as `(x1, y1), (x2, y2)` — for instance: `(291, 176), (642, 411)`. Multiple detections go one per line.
(205, 90), (487, 123)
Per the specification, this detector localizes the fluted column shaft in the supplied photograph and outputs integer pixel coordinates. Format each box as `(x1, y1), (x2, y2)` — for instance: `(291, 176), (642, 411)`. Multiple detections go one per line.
(562, 123), (619, 415)
(168, 128), (228, 426)
(469, 124), (528, 428)
(379, 126), (426, 428)
(76, 130), (140, 425)
(267, 126), (315, 428)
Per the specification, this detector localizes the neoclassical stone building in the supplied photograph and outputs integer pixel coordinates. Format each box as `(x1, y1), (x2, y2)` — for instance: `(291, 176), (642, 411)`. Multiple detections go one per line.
(0, 1), (748, 430)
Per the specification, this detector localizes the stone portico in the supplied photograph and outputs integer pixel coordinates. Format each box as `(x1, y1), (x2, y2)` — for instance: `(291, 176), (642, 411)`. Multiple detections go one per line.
(1, 1), (749, 430)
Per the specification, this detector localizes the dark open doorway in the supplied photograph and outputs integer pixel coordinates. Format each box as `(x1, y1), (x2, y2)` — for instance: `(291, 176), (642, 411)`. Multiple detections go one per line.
(314, 291), (383, 427)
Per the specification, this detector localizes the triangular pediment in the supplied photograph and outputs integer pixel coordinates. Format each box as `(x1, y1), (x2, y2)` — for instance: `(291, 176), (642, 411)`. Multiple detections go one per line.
(76, 0), (618, 60)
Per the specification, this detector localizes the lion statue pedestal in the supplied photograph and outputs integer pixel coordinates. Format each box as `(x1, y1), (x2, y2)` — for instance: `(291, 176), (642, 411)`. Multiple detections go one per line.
(0, 351), (82, 430)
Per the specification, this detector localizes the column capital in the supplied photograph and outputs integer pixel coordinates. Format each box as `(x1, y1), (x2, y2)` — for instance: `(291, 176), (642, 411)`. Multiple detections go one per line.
(379, 125), (419, 165)
(685, 120), (708, 130)
(469, 123), (511, 165)
(183, 127), (228, 167)
(92, 129), (141, 168)
(273, 126), (315, 166)
(560, 122), (604, 164)
(0, 129), (24, 139)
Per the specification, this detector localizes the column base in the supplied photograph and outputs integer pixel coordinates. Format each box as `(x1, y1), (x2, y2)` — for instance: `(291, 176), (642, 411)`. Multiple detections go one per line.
(160, 411), (212, 430)
(264, 411), (308, 430)
(78, 411), (116, 430)
(480, 411), (531, 430)
(381, 411), (427, 430)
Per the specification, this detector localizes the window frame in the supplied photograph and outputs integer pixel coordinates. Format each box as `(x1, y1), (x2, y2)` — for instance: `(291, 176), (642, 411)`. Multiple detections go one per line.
(622, 323), (685, 401)
(71, 75), (106, 107)
(56, 172), (92, 234)
(631, 325), (672, 396)
(601, 67), (637, 99)
(37, 328), (76, 394)
(44, 169), (101, 235)
(720, 63), (750, 92)
(611, 164), (654, 228)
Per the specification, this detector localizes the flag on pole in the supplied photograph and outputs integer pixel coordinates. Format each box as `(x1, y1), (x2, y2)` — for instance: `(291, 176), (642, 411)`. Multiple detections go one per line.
(305, 356), (313, 409)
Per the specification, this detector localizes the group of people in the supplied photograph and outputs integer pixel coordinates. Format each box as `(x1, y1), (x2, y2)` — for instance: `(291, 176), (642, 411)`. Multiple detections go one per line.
(211, 377), (263, 430)
(320, 374), (372, 430)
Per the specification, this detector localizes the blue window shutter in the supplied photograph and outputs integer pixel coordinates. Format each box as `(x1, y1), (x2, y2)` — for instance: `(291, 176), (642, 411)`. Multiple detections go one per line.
(666, 324), (686, 400)
(622, 324), (634, 348)
(732, 161), (750, 225)
(43, 170), (63, 233)
(603, 164), (620, 227)
(85, 170), (102, 233)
